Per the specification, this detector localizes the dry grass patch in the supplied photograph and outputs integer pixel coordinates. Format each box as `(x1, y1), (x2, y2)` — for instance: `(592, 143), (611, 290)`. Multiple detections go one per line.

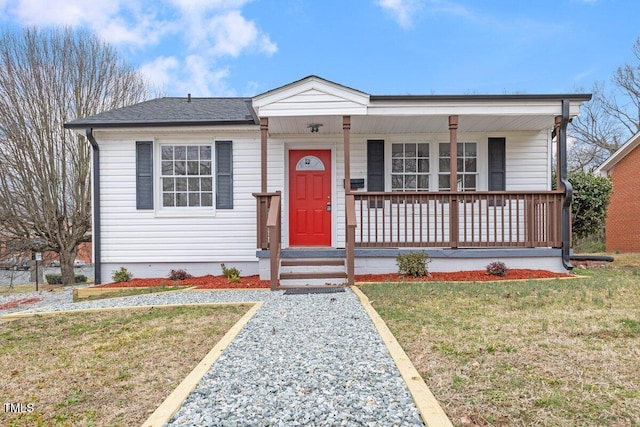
(0, 284), (50, 294)
(360, 269), (640, 426)
(0, 304), (251, 426)
(608, 252), (640, 270)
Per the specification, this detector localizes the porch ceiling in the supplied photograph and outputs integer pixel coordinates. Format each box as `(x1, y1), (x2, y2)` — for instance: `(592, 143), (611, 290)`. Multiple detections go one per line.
(266, 114), (557, 136)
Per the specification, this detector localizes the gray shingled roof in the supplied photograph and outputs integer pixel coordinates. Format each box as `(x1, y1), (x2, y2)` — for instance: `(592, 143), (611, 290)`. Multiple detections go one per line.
(65, 97), (258, 128)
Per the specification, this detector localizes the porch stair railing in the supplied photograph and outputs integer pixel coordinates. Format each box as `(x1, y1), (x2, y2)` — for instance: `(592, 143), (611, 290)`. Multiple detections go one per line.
(255, 192), (348, 288)
(254, 191), (281, 290)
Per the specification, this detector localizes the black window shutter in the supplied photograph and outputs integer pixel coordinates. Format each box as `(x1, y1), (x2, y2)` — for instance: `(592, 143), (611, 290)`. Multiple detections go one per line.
(216, 141), (233, 209)
(136, 141), (154, 210)
(488, 138), (506, 191)
(367, 140), (385, 191)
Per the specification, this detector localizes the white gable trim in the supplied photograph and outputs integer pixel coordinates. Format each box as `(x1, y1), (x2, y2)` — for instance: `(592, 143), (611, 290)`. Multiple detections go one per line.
(252, 76), (369, 117)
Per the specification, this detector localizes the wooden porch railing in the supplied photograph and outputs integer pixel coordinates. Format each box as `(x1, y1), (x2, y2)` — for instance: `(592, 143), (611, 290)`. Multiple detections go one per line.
(253, 192), (281, 289)
(350, 191), (563, 248)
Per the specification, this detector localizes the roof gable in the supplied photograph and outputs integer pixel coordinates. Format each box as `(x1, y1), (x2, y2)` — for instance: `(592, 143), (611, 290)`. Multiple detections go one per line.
(252, 75), (369, 117)
(596, 131), (640, 175)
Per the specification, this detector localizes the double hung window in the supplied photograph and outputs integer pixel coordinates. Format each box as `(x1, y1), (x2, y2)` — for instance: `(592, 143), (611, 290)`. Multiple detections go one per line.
(438, 142), (477, 191)
(135, 140), (233, 211)
(391, 143), (430, 191)
(161, 145), (213, 207)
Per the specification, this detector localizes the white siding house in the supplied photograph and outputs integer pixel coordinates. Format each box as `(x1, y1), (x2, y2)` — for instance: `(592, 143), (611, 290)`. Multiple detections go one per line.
(66, 76), (591, 287)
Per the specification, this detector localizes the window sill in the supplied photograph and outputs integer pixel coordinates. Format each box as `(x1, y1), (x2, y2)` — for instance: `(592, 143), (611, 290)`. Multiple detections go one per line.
(154, 208), (216, 218)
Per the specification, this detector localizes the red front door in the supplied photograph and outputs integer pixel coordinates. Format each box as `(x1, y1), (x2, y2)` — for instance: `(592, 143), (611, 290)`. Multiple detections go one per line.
(289, 150), (332, 246)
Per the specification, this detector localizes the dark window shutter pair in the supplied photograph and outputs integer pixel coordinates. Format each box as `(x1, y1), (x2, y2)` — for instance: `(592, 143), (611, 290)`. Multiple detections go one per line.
(135, 140), (233, 210)
(367, 138), (506, 191)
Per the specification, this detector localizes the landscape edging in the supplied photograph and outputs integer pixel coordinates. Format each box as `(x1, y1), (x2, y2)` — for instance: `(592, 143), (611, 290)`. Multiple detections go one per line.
(351, 286), (454, 427)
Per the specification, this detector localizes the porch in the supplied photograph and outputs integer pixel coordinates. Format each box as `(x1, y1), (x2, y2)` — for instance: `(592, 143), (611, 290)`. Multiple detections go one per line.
(250, 76), (588, 289)
(255, 189), (566, 289)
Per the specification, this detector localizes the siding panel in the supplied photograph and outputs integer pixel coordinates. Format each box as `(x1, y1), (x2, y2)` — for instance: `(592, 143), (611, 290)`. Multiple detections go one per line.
(98, 132), (262, 263)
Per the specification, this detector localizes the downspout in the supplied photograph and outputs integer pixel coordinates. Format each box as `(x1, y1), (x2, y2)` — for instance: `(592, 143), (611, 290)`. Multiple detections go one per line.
(86, 128), (102, 284)
(559, 100), (573, 270)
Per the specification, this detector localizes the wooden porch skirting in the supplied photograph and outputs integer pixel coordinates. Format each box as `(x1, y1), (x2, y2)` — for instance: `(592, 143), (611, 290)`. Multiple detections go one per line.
(256, 247), (567, 277)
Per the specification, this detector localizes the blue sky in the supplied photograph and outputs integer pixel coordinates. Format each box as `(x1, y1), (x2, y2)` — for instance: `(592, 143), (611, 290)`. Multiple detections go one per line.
(0, 0), (637, 97)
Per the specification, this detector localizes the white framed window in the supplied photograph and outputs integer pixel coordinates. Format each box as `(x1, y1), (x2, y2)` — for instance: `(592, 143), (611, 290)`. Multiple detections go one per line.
(391, 142), (430, 191)
(438, 142), (478, 191)
(160, 144), (213, 208)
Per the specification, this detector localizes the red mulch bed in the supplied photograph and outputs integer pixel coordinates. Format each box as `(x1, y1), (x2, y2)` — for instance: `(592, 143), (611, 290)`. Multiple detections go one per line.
(0, 297), (42, 310)
(95, 269), (571, 290)
(95, 275), (271, 290)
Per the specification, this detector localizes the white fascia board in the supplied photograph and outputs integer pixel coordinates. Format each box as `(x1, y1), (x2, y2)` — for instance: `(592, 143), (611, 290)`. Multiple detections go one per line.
(257, 106), (368, 117)
(367, 100), (579, 117)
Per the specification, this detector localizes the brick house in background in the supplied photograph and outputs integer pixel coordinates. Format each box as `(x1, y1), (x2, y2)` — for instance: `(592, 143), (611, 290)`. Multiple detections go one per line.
(596, 131), (640, 252)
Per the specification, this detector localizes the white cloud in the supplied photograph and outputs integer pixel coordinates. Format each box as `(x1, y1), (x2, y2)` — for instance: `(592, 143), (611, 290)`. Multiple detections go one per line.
(7, 0), (116, 26)
(172, 1), (276, 58)
(3, 0), (173, 48)
(181, 55), (233, 96)
(138, 55), (235, 97)
(0, 0), (277, 95)
(377, 0), (422, 28)
(138, 56), (180, 91)
(377, 0), (473, 28)
(205, 10), (277, 57)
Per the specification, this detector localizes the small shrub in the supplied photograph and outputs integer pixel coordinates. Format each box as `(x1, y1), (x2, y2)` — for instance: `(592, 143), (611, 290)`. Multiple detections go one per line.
(45, 274), (87, 284)
(45, 274), (62, 284)
(168, 269), (192, 281)
(111, 267), (133, 283)
(221, 263), (241, 283)
(396, 251), (431, 278)
(486, 261), (508, 277)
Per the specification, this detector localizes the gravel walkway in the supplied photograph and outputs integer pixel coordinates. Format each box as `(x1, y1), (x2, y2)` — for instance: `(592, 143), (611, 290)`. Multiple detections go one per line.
(0, 285), (87, 315)
(2, 288), (425, 426)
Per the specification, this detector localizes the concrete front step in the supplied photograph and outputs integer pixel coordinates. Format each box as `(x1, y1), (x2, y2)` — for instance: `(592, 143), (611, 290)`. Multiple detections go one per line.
(279, 278), (348, 287)
(279, 258), (347, 287)
(280, 259), (345, 267)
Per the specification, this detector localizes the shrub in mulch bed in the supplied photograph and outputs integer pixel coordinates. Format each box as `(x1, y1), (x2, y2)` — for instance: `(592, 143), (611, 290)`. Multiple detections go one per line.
(0, 297), (42, 310)
(94, 269), (572, 290)
(95, 275), (271, 289)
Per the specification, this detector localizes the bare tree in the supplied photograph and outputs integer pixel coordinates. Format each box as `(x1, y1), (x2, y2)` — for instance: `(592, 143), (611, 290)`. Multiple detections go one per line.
(569, 37), (640, 171)
(568, 83), (626, 171)
(0, 27), (150, 285)
(605, 37), (640, 137)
